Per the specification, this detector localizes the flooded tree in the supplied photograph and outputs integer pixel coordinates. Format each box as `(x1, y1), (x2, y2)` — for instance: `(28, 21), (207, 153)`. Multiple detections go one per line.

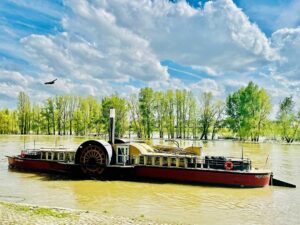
(154, 91), (167, 138)
(199, 92), (215, 140)
(2, 84), (295, 143)
(102, 94), (128, 138)
(128, 94), (144, 138)
(211, 100), (225, 140)
(0, 109), (18, 134)
(226, 82), (271, 141)
(17, 92), (31, 134)
(139, 87), (155, 139)
(277, 96), (300, 143)
(165, 90), (175, 139)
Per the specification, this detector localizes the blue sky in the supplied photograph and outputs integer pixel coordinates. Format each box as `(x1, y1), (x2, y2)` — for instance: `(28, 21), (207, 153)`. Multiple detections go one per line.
(0, 0), (300, 114)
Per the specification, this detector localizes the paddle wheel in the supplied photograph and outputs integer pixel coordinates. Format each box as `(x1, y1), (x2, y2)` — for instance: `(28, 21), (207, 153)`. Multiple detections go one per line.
(75, 140), (113, 178)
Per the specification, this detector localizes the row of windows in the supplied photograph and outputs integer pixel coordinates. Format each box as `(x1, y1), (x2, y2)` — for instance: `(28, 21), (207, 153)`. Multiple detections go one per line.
(40, 152), (75, 162)
(138, 156), (196, 168)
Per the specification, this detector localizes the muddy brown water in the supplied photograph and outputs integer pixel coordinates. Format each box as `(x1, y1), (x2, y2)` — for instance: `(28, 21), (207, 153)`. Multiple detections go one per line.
(0, 135), (299, 225)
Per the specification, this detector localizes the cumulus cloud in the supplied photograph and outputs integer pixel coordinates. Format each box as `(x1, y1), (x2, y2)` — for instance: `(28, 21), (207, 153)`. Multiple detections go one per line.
(20, 0), (279, 83)
(271, 28), (300, 80)
(22, 0), (169, 83)
(93, 0), (278, 73)
(0, 0), (299, 110)
(191, 78), (225, 97)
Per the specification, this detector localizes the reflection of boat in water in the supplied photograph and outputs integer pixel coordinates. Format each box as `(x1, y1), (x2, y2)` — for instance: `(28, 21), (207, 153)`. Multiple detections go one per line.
(7, 109), (293, 188)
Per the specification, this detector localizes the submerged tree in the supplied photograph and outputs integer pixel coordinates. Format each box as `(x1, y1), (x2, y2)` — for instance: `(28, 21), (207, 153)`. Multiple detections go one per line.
(17, 92), (31, 134)
(211, 100), (225, 140)
(277, 96), (300, 143)
(154, 91), (168, 138)
(199, 92), (215, 140)
(102, 94), (128, 138)
(139, 88), (155, 138)
(226, 82), (272, 141)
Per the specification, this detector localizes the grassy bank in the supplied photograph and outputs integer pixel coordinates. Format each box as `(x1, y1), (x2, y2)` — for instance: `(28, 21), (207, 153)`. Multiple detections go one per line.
(0, 201), (173, 225)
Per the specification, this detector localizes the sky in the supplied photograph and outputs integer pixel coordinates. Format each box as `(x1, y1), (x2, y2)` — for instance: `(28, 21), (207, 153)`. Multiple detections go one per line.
(0, 0), (300, 115)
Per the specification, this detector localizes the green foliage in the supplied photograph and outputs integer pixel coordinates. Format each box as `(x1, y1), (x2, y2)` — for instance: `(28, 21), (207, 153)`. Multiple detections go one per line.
(17, 91), (31, 134)
(0, 109), (18, 134)
(277, 96), (300, 143)
(128, 94), (144, 138)
(226, 82), (272, 141)
(102, 94), (128, 137)
(139, 87), (155, 138)
(1, 83), (298, 143)
(199, 92), (215, 140)
(165, 90), (175, 139)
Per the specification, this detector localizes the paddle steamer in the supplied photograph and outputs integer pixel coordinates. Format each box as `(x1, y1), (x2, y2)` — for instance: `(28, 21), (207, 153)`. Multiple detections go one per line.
(7, 109), (271, 188)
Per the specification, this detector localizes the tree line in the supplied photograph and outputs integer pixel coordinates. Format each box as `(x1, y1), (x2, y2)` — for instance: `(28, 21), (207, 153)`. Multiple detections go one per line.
(0, 82), (299, 143)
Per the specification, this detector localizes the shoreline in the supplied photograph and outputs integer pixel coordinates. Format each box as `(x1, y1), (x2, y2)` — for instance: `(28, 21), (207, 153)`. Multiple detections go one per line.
(0, 200), (173, 225)
(0, 134), (299, 145)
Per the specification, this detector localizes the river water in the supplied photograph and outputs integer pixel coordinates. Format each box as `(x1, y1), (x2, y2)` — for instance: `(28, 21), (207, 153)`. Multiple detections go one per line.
(0, 135), (299, 225)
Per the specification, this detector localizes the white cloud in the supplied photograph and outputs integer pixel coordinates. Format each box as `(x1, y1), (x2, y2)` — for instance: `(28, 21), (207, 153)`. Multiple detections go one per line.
(20, 0), (279, 84)
(271, 28), (300, 80)
(22, 0), (169, 83)
(191, 78), (225, 97)
(0, 70), (34, 87)
(97, 0), (278, 72)
(1, 0), (299, 110)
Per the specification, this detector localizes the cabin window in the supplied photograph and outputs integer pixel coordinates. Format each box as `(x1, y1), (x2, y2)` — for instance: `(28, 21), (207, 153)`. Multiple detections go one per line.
(116, 145), (129, 165)
(59, 153), (64, 161)
(147, 156), (152, 165)
(179, 158), (185, 167)
(154, 157), (160, 166)
(53, 153), (58, 161)
(171, 158), (176, 167)
(139, 156), (144, 165)
(118, 147), (123, 155)
(66, 153), (71, 162)
(162, 157), (168, 166)
(187, 158), (195, 167)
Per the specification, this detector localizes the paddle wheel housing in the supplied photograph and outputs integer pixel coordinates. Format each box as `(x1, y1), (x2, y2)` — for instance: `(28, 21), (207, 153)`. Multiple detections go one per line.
(75, 140), (113, 177)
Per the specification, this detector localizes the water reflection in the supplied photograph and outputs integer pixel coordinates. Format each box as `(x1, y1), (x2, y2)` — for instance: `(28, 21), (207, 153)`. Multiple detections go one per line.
(0, 136), (299, 225)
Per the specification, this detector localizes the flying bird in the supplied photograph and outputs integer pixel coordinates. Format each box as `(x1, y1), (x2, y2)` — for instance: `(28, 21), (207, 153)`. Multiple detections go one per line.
(44, 78), (57, 85)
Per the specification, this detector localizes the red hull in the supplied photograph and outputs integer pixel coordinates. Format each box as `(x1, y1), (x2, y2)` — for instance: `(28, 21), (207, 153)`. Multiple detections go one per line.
(8, 157), (270, 187)
(134, 166), (270, 188)
(7, 156), (79, 174)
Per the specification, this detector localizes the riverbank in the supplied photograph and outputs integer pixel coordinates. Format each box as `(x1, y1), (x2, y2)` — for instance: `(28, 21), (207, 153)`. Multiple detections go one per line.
(0, 201), (171, 225)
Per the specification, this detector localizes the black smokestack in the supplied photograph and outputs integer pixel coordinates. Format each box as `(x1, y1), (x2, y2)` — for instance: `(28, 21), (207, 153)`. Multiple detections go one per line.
(109, 108), (115, 144)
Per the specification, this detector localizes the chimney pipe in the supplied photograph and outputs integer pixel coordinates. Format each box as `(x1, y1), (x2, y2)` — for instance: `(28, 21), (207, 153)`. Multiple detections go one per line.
(109, 108), (115, 144)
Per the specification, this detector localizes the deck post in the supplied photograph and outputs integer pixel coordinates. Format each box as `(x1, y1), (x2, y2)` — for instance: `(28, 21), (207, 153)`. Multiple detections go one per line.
(109, 108), (115, 145)
(135, 156), (139, 164)
(184, 158), (187, 168)
(176, 158), (179, 167)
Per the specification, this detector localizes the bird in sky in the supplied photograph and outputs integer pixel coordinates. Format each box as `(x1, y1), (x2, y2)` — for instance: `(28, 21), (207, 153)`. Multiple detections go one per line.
(44, 78), (57, 85)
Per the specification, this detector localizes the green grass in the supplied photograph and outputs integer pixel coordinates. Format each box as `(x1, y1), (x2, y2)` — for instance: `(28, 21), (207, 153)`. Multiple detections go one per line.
(0, 201), (74, 218)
